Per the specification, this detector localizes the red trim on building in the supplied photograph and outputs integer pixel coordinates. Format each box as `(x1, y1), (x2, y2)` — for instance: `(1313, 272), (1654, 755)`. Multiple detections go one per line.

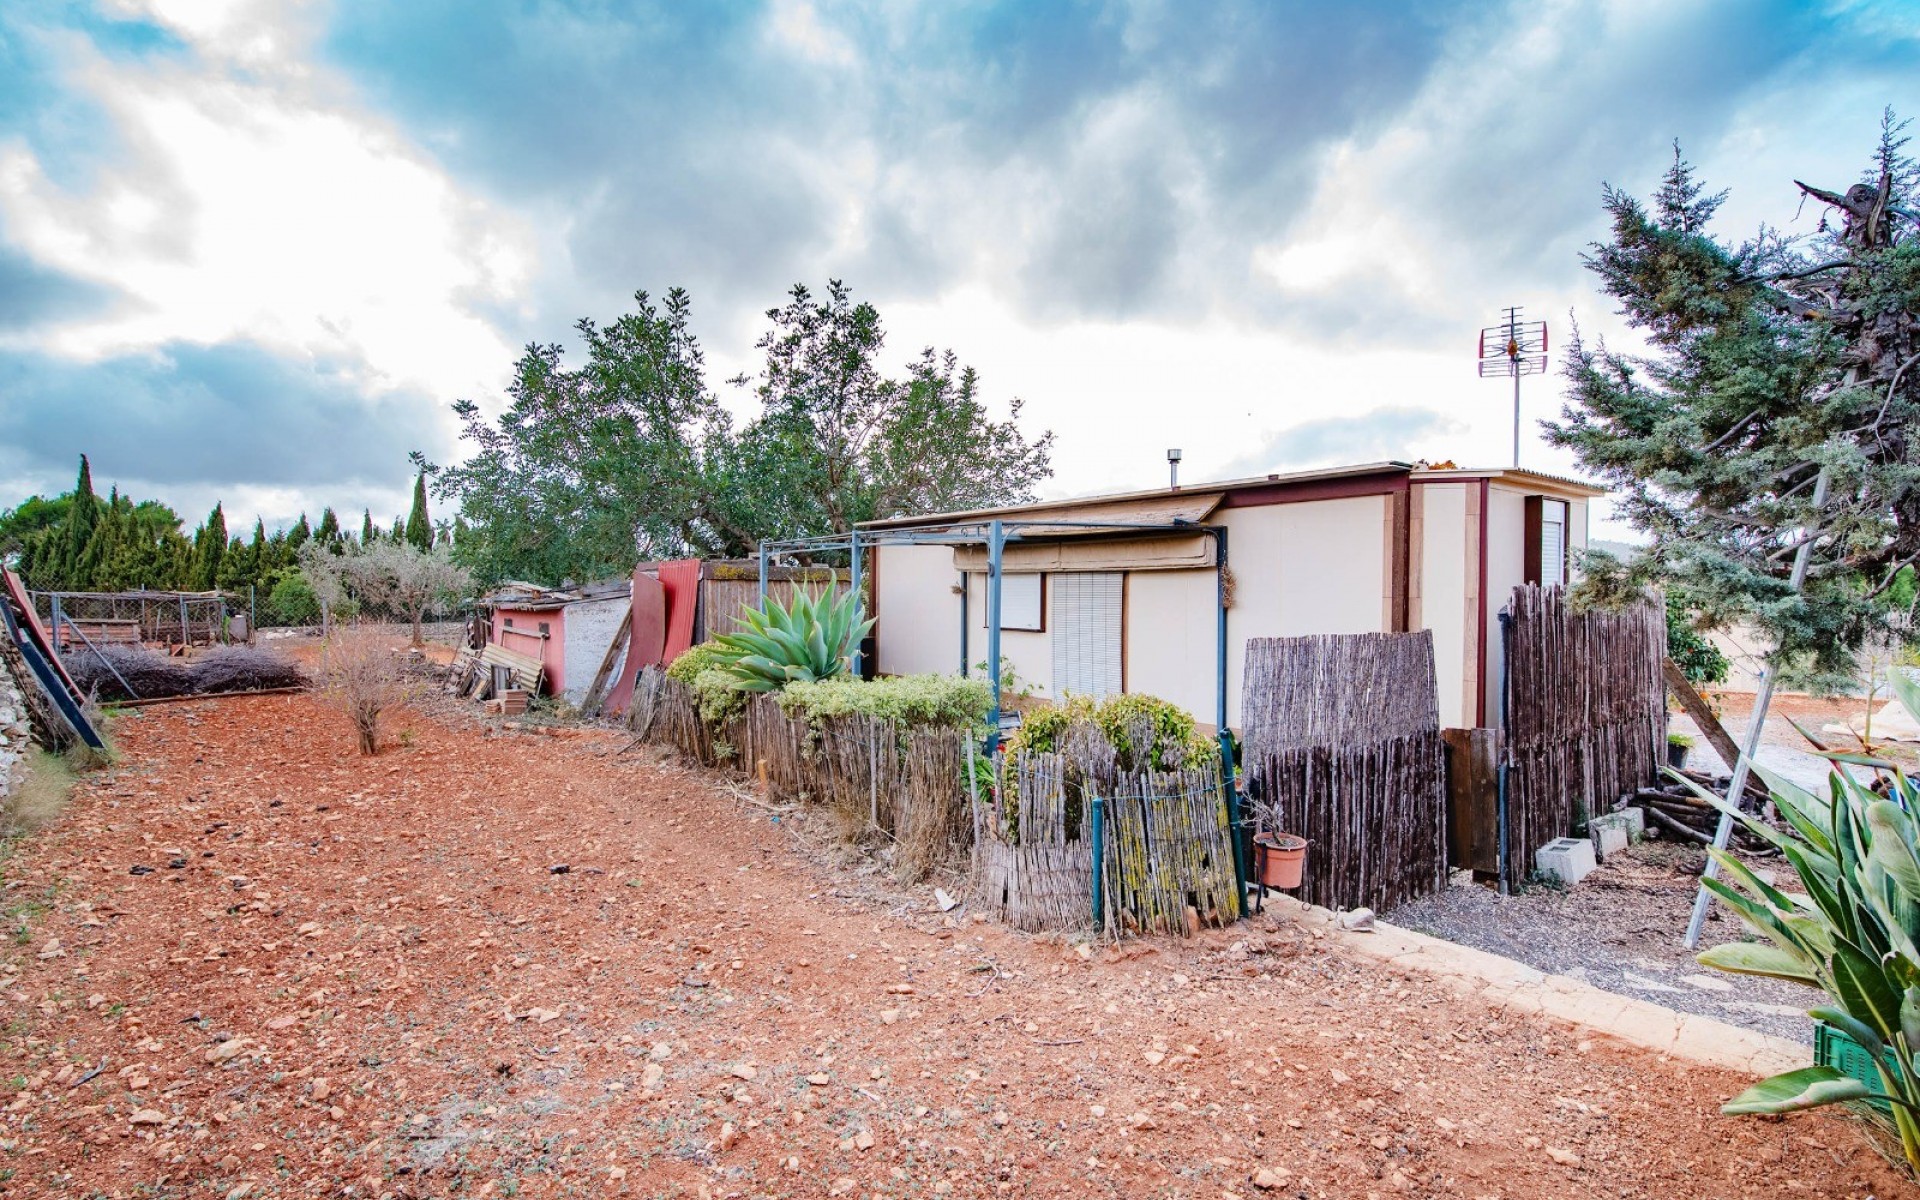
(1214, 468), (1411, 510)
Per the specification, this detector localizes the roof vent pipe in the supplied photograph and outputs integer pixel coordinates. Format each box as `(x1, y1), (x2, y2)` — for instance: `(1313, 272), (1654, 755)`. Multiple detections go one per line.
(1167, 448), (1182, 490)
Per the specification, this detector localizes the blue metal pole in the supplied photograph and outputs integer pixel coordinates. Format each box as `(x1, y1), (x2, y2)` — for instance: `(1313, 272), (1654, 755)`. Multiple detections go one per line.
(1214, 527), (1246, 906)
(985, 519), (1005, 751)
(757, 541), (769, 606)
(849, 528), (864, 678)
(1091, 794), (1106, 931)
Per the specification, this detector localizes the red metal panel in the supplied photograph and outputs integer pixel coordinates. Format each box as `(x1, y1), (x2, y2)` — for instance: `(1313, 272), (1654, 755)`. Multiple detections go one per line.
(3, 567), (79, 701)
(604, 573), (664, 717)
(658, 559), (701, 664)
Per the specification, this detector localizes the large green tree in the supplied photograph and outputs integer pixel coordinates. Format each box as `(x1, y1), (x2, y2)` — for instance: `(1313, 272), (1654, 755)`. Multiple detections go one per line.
(1551, 115), (1920, 678)
(404, 473), (433, 551)
(424, 282), (1055, 586)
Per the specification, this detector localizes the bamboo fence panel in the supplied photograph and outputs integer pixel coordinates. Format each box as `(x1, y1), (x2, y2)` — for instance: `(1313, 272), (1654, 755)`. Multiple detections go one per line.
(1102, 765), (1239, 935)
(1502, 585), (1664, 887)
(973, 752), (1096, 931)
(1240, 632), (1447, 913)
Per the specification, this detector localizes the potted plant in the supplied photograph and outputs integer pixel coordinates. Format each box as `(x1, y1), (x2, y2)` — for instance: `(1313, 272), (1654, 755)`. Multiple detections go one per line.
(1252, 832), (1308, 889)
(1667, 732), (1694, 769)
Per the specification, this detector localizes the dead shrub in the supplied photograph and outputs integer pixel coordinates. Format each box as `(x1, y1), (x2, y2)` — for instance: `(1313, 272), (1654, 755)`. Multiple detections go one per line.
(189, 646), (307, 695)
(318, 628), (415, 755)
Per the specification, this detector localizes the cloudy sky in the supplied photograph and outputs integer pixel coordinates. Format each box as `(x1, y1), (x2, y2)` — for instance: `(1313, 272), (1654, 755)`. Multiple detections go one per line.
(1, 0), (1914, 537)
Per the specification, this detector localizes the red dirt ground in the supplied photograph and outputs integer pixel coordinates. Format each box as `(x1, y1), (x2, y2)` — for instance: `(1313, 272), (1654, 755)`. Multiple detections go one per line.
(2, 688), (1915, 1199)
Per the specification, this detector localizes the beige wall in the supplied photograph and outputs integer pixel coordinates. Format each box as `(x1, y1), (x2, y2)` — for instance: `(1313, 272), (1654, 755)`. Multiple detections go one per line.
(872, 543), (964, 678)
(965, 571), (1054, 699)
(1125, 569), (1216, 720)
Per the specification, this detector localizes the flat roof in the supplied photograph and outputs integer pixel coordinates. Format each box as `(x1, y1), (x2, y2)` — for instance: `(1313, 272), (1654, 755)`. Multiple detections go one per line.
(861, 461), (1414, 529)
(861, 460), (1604, 530)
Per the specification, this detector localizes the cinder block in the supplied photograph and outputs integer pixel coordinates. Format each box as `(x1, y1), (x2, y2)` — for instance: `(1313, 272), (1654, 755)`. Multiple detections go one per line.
(1535, 837), (1597, 886)
(1618, 806), (1646, 842)
(1589, 818), (1629, 862)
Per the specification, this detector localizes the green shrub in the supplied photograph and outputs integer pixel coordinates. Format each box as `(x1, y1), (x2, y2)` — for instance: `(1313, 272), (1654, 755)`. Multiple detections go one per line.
(690, 667), (748, 726)
(778, 674), (992, 730)
(666, 641), (730, 685)
(1001, 695), (1097, 758)
(1095, 693), (1217, 772)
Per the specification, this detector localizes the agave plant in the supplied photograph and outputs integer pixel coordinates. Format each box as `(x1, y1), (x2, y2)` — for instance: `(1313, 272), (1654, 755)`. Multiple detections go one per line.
(709, 587), (875, 693)
(1694, 671), (1920, 1168)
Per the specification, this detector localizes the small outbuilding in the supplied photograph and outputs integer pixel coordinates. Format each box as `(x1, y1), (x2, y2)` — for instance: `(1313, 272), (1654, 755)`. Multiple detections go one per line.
(480, 579), (633, 705)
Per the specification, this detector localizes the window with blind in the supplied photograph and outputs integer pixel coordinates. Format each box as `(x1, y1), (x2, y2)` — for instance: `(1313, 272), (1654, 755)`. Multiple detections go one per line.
(1050, 572), (1123, 698)
(1524, 496), (1570, 586)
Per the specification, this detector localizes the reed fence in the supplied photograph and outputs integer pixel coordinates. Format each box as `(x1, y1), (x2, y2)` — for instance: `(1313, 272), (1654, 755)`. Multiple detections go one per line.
(1501, 584), (1664, 887)
(1101, 766), (1240, 935)
(625, 668), (972, 882)
(1240, 631), (1447, 913)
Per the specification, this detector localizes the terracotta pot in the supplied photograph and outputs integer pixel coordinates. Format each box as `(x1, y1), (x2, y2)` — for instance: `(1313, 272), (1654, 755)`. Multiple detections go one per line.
(1253, 832), (1308, 889)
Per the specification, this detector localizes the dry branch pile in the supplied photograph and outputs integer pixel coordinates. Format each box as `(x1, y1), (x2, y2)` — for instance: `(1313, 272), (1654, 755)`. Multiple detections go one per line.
(67, 645), (306, 703)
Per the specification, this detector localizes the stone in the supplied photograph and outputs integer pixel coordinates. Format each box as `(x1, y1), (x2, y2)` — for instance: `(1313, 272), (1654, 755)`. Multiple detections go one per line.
(1252, 1167), (1289, 1189)
(1588, 814), (1632, 861)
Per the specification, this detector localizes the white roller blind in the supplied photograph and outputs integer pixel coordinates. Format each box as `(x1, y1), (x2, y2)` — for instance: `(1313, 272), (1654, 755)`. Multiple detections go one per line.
(1542, 500), (1567, 585)
(1051, 572), (1123, 699)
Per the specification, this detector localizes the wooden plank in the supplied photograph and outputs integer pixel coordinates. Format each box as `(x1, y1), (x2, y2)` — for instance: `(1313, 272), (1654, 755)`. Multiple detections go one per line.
(578, 607), (632, 718)
(1660, 657), (1765, 801)
(1443, 727), (1500, 874)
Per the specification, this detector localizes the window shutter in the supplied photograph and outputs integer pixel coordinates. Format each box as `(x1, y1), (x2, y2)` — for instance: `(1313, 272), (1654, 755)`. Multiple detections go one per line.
(1541, 501), (1567, 585)
(1050, 573), (1123, 699)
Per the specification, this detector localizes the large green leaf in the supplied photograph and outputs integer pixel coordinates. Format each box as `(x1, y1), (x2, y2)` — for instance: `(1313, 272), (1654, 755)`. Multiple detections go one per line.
(1834, 941), (1905, 1040)
(1867, 800), (1920, 896)
(1696, 941), (1821, 987)
(1710, 847), (1799, 913)
(1722, 1066), (1873, 1115)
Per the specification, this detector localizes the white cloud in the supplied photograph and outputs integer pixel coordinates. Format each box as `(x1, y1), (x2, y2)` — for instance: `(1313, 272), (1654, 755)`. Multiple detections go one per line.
(0, 1), (534, 408)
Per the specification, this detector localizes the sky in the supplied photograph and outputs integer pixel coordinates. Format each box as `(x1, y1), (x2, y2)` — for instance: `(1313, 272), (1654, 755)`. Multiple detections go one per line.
(0, 0), (1915, 539)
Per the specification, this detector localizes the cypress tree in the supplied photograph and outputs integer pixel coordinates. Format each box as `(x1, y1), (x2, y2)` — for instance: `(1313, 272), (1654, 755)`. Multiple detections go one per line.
(61, 454), (100, 582)
(287, 513), (312, 555)
(405, 472), (432, 551)
(361, 509), (376, 545)
(389, 516), (406, 544)
(194, 503), (228, 591)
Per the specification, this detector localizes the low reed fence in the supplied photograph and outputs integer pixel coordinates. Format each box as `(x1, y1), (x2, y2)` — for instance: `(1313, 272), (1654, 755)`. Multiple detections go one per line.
(1240, 631), (1446, 913)
(1501, 584), (1664, 887)
(629, 668), (1240, 934)
(626, 668), (971, 882)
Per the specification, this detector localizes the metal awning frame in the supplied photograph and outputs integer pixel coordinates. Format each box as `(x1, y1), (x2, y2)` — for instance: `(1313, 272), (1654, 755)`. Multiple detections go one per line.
(757, 517), (1231, 751)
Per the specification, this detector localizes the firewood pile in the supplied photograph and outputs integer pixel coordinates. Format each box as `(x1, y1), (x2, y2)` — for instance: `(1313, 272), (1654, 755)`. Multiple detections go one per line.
(1619, 770), (1777, 853)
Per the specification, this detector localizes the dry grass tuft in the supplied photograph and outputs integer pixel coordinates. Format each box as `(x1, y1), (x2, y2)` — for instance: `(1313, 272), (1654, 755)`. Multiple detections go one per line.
(3, 749), (77, 838)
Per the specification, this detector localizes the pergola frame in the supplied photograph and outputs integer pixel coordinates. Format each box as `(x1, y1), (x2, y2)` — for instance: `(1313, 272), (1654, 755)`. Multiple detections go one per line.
(756, 516), (1231, 747)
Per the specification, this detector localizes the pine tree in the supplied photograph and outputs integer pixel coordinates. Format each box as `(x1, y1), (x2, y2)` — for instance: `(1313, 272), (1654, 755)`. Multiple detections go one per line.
(405, 472), (432, 551)
(1552, 115), (1920, 678)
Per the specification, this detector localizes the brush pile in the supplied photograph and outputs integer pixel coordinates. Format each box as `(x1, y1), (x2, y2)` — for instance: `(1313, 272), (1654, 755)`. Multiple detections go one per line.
(67, 645), (307, 702)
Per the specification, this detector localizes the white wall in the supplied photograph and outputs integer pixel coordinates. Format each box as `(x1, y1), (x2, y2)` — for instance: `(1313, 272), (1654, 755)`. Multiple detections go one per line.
(1482, 486), (1530, 727)
(1125, 569), (1217, 723)
(1417, 482), (1471, 729)
(560, 595), (629, 705)
(966, 571), (1054, 699)
(873, 544), (964, 677)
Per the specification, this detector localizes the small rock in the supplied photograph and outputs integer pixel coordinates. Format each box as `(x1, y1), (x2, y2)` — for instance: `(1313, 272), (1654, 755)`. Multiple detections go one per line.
(1252, 1166), (1289, 1189)
(129, 865), (153, 876)
(853, 1128), (876, 1151)
(641, 1063), (665, 1093)
(548, 864), (570, 874)
(880, 1008), (900, 1026)
(129, 1108), (165, 1125)
(730, 1063), (757, 1081)
(935, 887), (960, 912)
(311, 1078), (330, 1102)
(806, 1073), (831, 1086)
(718, 1121), (740, 1150)
(992, 1110), (1010, 1127)
(1546, 1146), (1580, 1166)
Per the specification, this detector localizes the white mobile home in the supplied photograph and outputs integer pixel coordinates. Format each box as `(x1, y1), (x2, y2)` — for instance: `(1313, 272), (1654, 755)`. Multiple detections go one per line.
(863, 462), (1603, 732)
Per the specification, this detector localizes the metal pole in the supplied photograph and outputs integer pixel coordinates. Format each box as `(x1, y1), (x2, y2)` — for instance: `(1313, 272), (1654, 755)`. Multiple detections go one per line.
(757, 541), (769, 606)
(985, 519), (1005, 751)
(49, 595), (65, 665)
(1512, 367), (1522, 469)
(849, 529), (863, 678)
(1684, 467), (1832, 949)
(958, 572), (969, 677)
(1497, 609), (1513, 896)
(1091, 795), (1106, 931)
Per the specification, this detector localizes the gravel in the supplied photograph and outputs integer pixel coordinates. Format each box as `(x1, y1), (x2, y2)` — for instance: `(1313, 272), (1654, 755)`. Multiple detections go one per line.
(1390, 839), (1819, 1044)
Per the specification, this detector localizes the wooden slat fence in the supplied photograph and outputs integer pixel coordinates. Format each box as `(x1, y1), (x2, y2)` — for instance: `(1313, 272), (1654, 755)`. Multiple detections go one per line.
(1501, 584), (1664, 887)
(1240, 631), (1447, 913)
(1101, 766), (1239, 935)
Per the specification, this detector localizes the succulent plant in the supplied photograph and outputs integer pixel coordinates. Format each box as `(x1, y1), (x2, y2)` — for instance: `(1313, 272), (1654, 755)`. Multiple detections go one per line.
(709, 587), (874, 693)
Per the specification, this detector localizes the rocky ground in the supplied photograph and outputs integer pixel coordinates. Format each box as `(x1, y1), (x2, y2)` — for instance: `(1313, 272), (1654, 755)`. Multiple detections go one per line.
(1392, 841), (1819, 1044)
(1, 683), (1914, 1198)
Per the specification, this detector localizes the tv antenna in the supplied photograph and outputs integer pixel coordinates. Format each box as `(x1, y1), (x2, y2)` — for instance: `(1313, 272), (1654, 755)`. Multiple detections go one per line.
(1477, 306), (1548, 468)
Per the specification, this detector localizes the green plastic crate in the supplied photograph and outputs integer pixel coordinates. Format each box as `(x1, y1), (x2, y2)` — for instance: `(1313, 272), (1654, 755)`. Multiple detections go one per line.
(1814, 1021), (1901, 1109)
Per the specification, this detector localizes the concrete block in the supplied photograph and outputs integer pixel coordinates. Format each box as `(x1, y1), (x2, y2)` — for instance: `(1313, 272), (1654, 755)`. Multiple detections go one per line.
(1588, 812), (1634, 861)
(1617, 805), (1646, 842)
(1535, 837), (1597, 886)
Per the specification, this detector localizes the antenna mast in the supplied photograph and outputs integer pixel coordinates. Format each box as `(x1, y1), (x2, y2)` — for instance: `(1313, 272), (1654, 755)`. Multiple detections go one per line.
(1477, 306), (1548, 468)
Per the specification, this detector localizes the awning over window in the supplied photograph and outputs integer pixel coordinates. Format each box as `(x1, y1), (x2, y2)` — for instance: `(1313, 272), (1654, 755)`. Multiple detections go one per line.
(953, 532), (1217, 573)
